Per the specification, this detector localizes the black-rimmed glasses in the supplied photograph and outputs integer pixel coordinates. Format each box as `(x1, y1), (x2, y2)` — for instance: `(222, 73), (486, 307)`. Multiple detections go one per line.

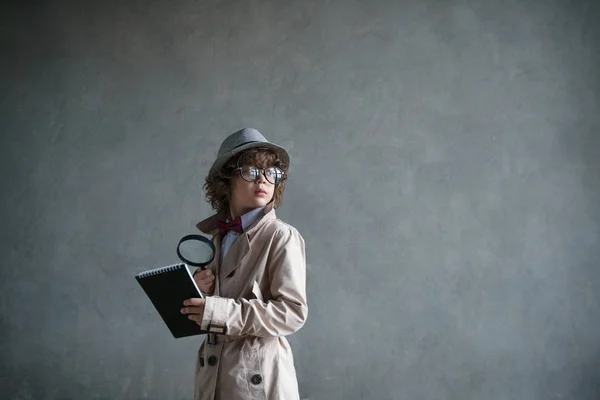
(233, 166), (285, 184)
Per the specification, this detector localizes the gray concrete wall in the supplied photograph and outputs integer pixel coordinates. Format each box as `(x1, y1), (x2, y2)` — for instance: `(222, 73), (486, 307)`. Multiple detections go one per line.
(1, 0), (599, 399)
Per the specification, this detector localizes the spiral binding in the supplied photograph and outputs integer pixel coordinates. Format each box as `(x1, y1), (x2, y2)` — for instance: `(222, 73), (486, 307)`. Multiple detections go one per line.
(138, 262), (184, 278)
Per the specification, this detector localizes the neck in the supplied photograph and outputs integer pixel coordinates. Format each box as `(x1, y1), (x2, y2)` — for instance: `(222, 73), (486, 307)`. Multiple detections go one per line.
(229, 204), (255, 220)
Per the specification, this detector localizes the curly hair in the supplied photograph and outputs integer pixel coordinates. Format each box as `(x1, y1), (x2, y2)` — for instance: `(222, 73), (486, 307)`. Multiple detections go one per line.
(203, 147), (289, 214)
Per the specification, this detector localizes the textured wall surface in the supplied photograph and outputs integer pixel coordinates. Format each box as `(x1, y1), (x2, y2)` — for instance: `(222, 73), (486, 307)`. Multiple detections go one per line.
(1, 0), (599, 399)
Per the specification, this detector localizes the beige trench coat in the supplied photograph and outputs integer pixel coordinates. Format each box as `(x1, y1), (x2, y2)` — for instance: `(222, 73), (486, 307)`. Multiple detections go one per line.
(193, 202), (308, 400)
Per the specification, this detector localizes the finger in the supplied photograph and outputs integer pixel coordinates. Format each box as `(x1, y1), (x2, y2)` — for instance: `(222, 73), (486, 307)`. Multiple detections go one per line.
(199, 286), (213, 293)
(181, 306), (204, 314)
(183, 298), (205, 307)
(200, 275), (215, 283)
(188, 314), (202, 323)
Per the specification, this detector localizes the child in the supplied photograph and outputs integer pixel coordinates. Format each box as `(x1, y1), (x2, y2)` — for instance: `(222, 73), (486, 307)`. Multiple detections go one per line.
(181, 128), (308, 400)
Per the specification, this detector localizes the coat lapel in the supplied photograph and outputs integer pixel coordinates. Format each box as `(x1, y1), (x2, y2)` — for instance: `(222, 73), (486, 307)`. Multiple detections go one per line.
(219, 232), (250, 283)
(196, 202), (277, 288)
(211, 233), (223, 296)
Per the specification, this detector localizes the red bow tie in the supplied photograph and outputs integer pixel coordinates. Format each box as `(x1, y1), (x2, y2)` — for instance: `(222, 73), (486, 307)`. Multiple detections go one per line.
(217, 216), (243, 236)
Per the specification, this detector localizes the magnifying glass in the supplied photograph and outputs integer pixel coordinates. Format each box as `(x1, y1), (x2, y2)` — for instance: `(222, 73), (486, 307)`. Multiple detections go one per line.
(176, 234), (215, 270)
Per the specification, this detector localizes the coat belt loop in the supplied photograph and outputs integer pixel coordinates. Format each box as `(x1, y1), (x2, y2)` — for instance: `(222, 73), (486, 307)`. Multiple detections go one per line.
(207, 332), (217, 345)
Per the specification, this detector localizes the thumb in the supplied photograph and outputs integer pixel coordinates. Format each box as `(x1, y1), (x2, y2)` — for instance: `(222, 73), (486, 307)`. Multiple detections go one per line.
(198, 269), (213, 278)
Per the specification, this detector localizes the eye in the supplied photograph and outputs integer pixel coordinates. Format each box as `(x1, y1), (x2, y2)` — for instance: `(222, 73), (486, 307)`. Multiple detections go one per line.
(266, 167), (284, 183)
(240, 166), (259, 181)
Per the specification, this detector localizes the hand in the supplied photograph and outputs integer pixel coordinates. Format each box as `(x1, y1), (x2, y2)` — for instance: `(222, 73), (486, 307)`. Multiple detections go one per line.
(195, 269), (215, 295)
(181, 298), (205, 326)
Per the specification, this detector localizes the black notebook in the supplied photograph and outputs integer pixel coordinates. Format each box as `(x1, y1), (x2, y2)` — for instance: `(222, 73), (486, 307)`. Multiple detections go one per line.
(135, 263), (206, 338)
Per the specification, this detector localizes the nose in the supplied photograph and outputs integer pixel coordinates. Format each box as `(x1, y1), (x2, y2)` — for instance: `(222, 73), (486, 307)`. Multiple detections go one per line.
(256, 168), (268, 183)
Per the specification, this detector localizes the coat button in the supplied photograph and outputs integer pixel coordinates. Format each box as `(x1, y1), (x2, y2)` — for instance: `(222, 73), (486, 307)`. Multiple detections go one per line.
(208, 355), (218, 366)
(199, 357), (204, 367)
(251, 374), (262, 385)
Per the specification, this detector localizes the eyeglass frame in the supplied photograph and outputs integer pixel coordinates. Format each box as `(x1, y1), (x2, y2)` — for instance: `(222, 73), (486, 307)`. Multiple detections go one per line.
(232, 165), (286, 184)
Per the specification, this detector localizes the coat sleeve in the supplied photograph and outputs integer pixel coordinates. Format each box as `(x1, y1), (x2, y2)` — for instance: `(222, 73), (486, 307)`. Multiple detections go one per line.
(200, 226), (308, 337)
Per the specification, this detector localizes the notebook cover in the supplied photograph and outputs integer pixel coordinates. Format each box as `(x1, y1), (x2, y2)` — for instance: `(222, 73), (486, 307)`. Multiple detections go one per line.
(136, 264), (207, 338)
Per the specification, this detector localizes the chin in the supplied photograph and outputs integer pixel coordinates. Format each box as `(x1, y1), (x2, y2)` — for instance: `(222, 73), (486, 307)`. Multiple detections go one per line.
(252, 196), (272, 207)
(254, 199), (270, 207)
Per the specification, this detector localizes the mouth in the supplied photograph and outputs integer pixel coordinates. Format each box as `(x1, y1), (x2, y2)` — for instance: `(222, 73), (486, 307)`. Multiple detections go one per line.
(255, 189), (267, 195)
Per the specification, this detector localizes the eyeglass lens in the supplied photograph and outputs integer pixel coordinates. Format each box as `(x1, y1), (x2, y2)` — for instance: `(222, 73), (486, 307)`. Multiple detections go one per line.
(240, 167), (283, 184)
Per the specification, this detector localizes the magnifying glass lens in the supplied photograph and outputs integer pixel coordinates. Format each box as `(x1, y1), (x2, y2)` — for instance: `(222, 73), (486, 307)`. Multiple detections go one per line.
(177, 235), (215, 269)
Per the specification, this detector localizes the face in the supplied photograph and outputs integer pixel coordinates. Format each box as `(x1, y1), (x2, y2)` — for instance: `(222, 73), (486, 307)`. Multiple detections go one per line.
(229, 164), (282, 217)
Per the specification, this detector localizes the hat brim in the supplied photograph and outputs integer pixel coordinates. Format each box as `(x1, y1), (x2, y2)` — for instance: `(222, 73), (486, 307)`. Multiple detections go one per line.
(209, 142), (290, 174)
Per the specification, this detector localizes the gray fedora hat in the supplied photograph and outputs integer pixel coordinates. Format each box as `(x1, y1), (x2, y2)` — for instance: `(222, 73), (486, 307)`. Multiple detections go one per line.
(209, 128), (290, 174)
